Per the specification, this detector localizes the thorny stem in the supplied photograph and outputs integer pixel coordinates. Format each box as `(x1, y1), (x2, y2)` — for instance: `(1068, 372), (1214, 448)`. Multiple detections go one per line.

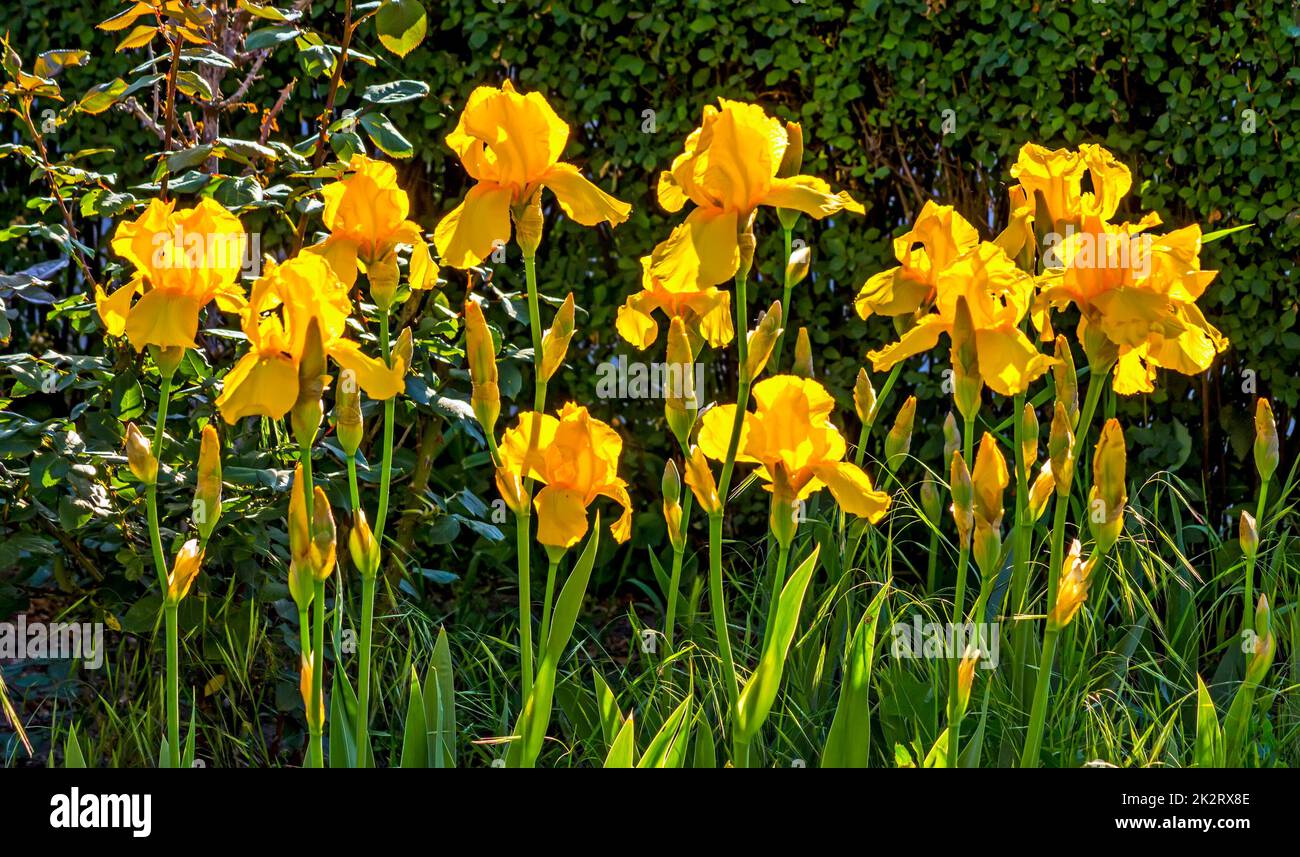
(16, 100), (97, 289)
(292, 0), (355, 252)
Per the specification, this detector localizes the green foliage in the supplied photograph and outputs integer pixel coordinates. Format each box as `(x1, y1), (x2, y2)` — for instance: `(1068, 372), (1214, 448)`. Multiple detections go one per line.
(2, 0), (1297, 770)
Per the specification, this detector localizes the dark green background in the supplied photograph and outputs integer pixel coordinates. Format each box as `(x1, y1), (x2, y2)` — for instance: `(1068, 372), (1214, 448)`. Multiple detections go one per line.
(6, 0), (1298, 527)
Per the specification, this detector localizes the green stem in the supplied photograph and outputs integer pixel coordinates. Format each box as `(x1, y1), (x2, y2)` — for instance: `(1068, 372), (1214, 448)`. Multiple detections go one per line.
(717, 270), (752, 501)
(523, 253), (547, 411)
(925, 528), (940, 595)
(310, 578), (325, 768)
(297, 608), (311, 670)
(710, 267), (752, 766)
(1022, 486), (1071, 768)
(297, 435), (325, 768)
(539, 555), (559, 652)
(347, 455), (360, 514)
(1009, 393), (1031, 707)
(853, 364), (902, 468)
(516, 251), (547, 704)
(771, 227), (794, 371)
(765, 541), (791, 633)
(164, 602), (180, 768)
(664, 492), (694, 651)
(355, 572), (375, 765)
(516, 513), (534, 702)
(1021, 627), (1059, 768)
(1073, 367), (1107, 463)
(946, 419), (975, 767)
(375, 312), (396, 539)
(708, 512), (742, 765)
(1243, 481), (1269, 634)
(145, 376), (173, 592)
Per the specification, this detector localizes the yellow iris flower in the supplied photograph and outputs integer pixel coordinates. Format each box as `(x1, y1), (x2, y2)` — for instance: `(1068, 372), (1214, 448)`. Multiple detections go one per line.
(498, 402), (633, 549)
(652, 99), (863, 289)
(96, 198), (246, 351)
(1009, 142), (1131, 228)
(615, 256), (734, 350)
(696, 375), (891, 522)
(311, 153), (438, 300)
(1034, 214), (1227, 394)
(215, 254), (405, 423)
(855, 202), (1054, 396)
(435, 80), (632, 268)
(1011, 142), (1228, 394)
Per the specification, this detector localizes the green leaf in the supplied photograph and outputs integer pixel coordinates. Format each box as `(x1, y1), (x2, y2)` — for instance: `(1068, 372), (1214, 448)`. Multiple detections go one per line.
(593, 669), (623, 749)
(636, 692), (692, 768)
(735, 545), (820, 743)
(77, 78), (127, 115)
(509, 517), (601, 767)
(1193, 675), (1223, 768)
(64, 725), (86, 768)
(361, 79), (430, 105)
(821, 581), (889, 768)
(398, 666), (427, 768)
(923, 728), (948, 768)
(375, 0), (427, 58)
(602, 715), (637, 768)
(244, 25), (300, 51)
(1201, 223), (1253, 243)
(166, 144), (215, 173)
(182, 694), (197, 767)
(359, 112), (413, 159)
(691, 713), (717, 768)
(423, 627), (456, 768)
(329, 665), (359, 768)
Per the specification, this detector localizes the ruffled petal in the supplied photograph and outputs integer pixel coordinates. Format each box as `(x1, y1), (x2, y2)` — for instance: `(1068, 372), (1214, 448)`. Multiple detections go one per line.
(1112, 345), (1157, 395)
(455, 80), (570, 188)
(973, 328), (1056, 396)
(328, 339), (406, 401)
(213, 281), (247, 315)
(866, 314), (946, 373)
(649, 207), (739, 290)
(812, 461), (891, 523)
(687, 288), (735, 348)
(404, 226), (439, 291)
(761, 175), (864, 218)
(533, 484), (590, 549)
(215, 351), (299, 423)
(541, 163), (631, 227)
(499, 412), (559, 483)
(1091, 287), (1171, 349)
(122, 288), (203, 351)
(433, 182), (513, 269)
(657, 169), (689, 213)
(697, 404), (748, 462)
(854, 267), (932, 320)
(596, 479), (633, 544)
(95, 276), (140, 337)
(615, 291), (660, 350)
(306, 237), (360, 290)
